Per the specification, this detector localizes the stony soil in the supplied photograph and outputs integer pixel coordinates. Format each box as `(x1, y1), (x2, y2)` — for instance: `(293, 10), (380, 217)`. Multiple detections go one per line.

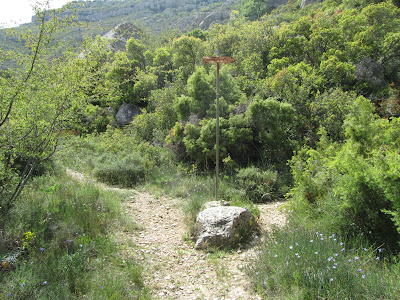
(66, 169), (286, 300)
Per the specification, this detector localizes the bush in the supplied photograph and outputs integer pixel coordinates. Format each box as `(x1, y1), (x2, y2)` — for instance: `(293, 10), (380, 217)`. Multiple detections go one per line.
(247, 96), (297, 167)
(236, 167), (278, 202)
(93, 152), (153, 187)
(288, 97), (400, 251)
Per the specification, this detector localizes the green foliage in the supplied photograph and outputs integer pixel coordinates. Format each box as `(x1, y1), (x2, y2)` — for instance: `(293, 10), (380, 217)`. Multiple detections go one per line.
(152, 46), (174, 85)
(247, 96), (297, 166)
(135, 86), (178, 144)
(0, 10), (111, 216)
(133, 70), (158, 101)
(238, 0), (271, 20)
(247, 224), (399, 299)
(171, 35), (204, 81)
(126, 38), (146, 68)
(319, 55), (356, 89)
(166, 122), (185, 144)
(57, 128), (174, 188)
(186, 28), (208, 41)
(174, 95), (193, 120)
(310, 89), (356, 142)
(236, 167), (278, 202)
(288, 97), (400, 251)
(186, 67), (215, 117)
(105, 51), (137, 106)
(93, 152), (153, 187)
(170, 95), (296, 176)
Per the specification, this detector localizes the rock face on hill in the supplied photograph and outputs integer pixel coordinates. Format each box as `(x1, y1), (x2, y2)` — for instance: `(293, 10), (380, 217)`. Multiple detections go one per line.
(103, 22), (143, 51)
(32, 0), (237, 33)
(30, 0), (325, 38)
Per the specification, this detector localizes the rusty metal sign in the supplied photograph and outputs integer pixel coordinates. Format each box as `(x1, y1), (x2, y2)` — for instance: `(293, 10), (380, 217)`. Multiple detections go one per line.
(202, 56), (236, 64)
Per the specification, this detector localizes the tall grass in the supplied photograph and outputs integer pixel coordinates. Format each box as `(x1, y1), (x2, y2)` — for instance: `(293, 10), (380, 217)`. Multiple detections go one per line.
(246, 223), (400, 299)
(0, 171), (149, 299)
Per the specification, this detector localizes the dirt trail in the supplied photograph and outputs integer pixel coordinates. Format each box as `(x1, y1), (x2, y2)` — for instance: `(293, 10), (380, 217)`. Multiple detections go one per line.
(66, 169), (286, 300)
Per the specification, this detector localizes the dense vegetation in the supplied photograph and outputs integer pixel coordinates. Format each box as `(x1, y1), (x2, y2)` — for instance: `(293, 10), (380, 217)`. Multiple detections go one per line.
(1, 0), (400, 298)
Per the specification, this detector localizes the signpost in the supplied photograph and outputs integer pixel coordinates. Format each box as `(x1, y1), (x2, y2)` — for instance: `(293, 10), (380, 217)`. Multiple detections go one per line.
(203, 50), (236, 202)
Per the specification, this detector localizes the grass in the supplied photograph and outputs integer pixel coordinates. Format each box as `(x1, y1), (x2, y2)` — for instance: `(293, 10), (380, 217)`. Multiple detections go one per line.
(246, 223), (400, 299)
(0, 170), (149, 299)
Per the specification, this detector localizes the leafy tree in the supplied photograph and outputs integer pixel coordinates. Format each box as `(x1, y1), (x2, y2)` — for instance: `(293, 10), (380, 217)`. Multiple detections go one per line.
(175, 67), (246, 120)
(105, 51), (137, 106)
(186, 67), (215, 117)
(186, 28), (208, 41)
(310, 89), (357, 142)
(133, 70), (158, 101)
(238, 0), (270, 20)
(247, 96), (296, 167)
(126, 38), (146, 69)
(152, 46), (173, 85)
(171, 35), (204, 81)
(0, 5), (110, 216)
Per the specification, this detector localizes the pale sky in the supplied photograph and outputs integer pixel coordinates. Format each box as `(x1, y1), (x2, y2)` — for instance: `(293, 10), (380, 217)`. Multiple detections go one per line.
(0, 0), (76, 28)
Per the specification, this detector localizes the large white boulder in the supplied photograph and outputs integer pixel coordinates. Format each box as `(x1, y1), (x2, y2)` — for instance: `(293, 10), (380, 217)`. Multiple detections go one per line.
(115, 103), (141, 127)
(193, 206), (256, 249)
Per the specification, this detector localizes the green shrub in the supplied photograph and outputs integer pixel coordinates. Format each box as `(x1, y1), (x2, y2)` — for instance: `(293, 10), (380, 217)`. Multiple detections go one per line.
(288, 97), (400, 251)
(247, 96), (297, 168)
(93, 152), (153, 187)
(236, 167), (278, 202)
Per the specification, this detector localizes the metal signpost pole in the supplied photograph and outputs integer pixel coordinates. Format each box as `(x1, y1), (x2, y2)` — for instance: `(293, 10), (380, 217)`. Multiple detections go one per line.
(215, 51), (220, 202)
(202, 51), (235, 202)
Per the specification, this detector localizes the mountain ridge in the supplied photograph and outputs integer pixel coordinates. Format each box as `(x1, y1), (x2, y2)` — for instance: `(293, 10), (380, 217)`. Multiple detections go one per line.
(32, 0), (238, 33)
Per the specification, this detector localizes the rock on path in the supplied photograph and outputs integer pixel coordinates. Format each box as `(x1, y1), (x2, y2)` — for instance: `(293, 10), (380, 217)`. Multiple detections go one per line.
(65, 169), (287, 299)
(124, 191), (286, 300)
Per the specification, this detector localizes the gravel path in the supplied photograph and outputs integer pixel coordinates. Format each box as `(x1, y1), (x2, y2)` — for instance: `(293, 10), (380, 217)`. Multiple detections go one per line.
(66, 169), (286, 299)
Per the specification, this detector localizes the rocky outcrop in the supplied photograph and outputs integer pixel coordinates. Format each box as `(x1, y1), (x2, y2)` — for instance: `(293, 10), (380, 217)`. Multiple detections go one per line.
(103, 22), (143, 51)
(193, 204), (256, 249)
(115, 103), (141, 127)
(355, 58), (386, 91)
(301, 0), (321, 8)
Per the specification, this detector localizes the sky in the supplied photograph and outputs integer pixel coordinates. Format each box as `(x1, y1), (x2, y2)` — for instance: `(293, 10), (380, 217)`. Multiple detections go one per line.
(0, 0), (75, 28)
